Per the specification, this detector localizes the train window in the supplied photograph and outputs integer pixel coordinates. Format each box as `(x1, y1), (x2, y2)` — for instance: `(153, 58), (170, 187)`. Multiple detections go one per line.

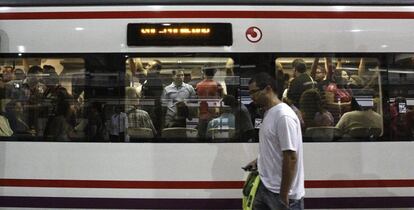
(2, 54), (409, 143)
(0, 58), (85, 141)
(125, 56), (260, 142)
(276, 56), (384, 142)
(385, 54), (414, 141)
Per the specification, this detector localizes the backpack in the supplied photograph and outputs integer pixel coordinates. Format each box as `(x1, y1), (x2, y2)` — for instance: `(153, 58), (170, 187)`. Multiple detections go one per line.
(242, 171), (260, 210)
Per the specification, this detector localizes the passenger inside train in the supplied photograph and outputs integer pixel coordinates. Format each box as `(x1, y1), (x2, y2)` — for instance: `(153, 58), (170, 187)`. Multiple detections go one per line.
(0, 55), (412, 142)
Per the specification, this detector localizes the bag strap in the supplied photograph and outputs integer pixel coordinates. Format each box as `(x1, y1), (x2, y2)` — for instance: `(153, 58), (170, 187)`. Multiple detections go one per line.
(308, 74), (316, 89)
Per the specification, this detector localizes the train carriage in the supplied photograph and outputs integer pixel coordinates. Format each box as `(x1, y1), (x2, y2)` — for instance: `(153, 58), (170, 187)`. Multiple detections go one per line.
(0, 0), (413, 209)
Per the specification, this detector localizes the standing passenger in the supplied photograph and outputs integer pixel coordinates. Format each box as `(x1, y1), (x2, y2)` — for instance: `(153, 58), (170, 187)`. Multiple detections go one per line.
(245, 72), (304, 210)
(109, 105), (128, 142)
(162, 70), (196, 104)
(196, 64), (223, 138)
(287, 59), (313, 108)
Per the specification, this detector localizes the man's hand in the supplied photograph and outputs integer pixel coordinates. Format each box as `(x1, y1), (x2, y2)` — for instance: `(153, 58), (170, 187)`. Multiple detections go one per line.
(242, 159), (257, 171)
(279, 193), (289, 209)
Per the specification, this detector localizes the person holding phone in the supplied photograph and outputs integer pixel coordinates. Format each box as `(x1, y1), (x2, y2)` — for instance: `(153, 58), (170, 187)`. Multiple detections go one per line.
(244, 72), (304, 210)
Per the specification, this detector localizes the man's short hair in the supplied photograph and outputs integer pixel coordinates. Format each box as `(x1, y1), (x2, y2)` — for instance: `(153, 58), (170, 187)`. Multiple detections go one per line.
(172, 70), (184, 76)
(248, 72), (280, 96)
(151, 60), (162, 71)
(222, 94), (237, 108)
(27, 65), (43, 75)
(43, 65), (55, 72)
(202, 64), (217, 77)
(293, 59), (307, 73)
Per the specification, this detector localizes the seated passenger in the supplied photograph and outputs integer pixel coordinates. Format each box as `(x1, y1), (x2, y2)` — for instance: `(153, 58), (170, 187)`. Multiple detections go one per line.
(222, 95), (254, 139)
(300, 89), (334, 130)
(86, 102), (105, 141)
(164, 101), (190, 128)
(206, 104), (235, 133)
(43, 94), (75, 141)
(5, 100), (30, 134)
(162, 70), (196, 105)
(0, 115), (13, 137)
(335, 102), (382, 135)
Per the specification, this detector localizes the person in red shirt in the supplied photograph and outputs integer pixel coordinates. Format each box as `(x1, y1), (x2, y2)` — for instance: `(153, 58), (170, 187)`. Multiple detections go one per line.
(196, 65), (223, 138)
(196, 65), (223, 99)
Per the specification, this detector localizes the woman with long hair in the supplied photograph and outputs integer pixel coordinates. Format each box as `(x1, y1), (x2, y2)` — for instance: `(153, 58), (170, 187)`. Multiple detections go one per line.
(300, 89), (334, 129)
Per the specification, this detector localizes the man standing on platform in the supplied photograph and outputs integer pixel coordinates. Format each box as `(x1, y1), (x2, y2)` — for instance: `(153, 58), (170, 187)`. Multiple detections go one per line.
(245, 72), (304, 210)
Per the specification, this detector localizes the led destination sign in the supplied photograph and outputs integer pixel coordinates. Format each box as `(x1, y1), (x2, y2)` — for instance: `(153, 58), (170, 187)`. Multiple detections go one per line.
(127, 23), (232, 46)
(140, 27), (211, 35)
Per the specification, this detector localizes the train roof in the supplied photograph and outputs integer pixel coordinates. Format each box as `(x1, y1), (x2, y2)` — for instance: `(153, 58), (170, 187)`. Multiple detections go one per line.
(0, 0), (414, 6)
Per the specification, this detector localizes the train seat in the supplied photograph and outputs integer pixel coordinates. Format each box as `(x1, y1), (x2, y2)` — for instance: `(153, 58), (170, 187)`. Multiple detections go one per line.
(161, 127), (198, 138)
(128, 127), (154, 139)
(207, 128), (236, 140)
(305, 126), (342, 142)
(325, 102), (351, 124)
(348, 127), (382, 140)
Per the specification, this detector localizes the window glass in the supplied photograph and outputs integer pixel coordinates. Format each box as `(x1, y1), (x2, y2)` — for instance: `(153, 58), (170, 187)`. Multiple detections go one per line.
(385, 54), (414, 141)
(276, 56), (384, 142)
(0, 58), (85, 141)
(125, 56), (260, 142)
(3, 54), (409, 142)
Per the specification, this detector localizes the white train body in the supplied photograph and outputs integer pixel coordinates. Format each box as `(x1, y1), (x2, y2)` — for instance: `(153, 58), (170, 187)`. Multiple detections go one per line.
(0, 3), (413, 209)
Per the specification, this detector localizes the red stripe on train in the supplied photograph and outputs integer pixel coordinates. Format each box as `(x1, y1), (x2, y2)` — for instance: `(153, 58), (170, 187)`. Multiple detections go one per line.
(0, 179), (414, 189)
(1, 11), (414, 20)
(0, 179), (242, 189)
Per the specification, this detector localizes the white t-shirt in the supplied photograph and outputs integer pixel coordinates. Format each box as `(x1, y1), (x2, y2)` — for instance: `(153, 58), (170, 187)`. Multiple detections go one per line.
(258, 103), (305, 200)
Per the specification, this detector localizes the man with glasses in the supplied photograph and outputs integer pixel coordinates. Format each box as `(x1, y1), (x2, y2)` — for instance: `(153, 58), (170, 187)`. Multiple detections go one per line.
(244, 72), (304, 210)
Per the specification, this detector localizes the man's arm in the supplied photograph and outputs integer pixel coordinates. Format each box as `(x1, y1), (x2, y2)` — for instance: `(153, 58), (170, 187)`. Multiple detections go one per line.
(280, 150), (298, 207)
(310, 57), (319, 79)
(325, 57), (333, 82)
(128, 58), (147, 76)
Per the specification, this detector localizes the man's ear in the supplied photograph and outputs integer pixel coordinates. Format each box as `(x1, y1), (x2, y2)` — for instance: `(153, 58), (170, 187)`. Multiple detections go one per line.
(265, 85), (272, 93)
